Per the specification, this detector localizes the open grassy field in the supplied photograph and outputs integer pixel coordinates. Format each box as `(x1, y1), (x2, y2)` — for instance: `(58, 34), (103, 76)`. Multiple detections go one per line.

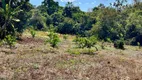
(0, 31), (142, 80)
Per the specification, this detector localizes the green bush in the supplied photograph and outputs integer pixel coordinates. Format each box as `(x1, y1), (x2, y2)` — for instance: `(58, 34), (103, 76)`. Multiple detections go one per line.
(48, 24), (57, 32)
(101, 40), (105, 49)
(0, 40), (4, 47)
(114, 39), (125, 50)
(73, 36), (97, 49)
(45, 32), (60, 48)
(4, 35), (16, 48)
(30, 29), (36, 38)
(106, 38), (112, 43)
(63, 34), (68, 40)
(73, 36), (86, 48)
(68, 49), (80, 55)
(137, 42), (141, 49)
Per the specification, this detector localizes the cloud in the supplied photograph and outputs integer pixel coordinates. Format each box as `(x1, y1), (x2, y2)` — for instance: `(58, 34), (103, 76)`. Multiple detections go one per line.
(78, 2), (82, 4)
(85, 1), (96, 5)
(91, 2), (95, 4)
(86, 3), (89, 5)
(91, 1), (96, 4)
(60, 0), (76, 2)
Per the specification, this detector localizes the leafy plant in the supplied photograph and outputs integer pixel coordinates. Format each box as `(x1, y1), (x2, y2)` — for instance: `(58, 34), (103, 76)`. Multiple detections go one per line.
(48, 24), (57, 32)
(86, 36), (97, 48)
(45, 32), (60, 48)
(114, 39), (125, 50)
(63, 34), (68, 40)
(68, 49), (80, 55)
(73, 36), (86, 48)
(0, 40), (4, 47)
(101, 40), (105, 49)
(73, 36), (97, 50)
(4, 35), (16, 48)
(137, 42), (141, 49)
(106, 38), (112, 43)
(0, 0), (22, 39)
(30, 29), (36, 38)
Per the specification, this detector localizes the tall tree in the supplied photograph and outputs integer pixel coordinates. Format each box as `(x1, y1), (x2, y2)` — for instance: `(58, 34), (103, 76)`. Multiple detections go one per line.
(63, 2), (81, 18)
(42, 0), (59, 15)
(0, 0), (33, 39)
(0, 0), (21, 39)
(113, 0), (127, 12)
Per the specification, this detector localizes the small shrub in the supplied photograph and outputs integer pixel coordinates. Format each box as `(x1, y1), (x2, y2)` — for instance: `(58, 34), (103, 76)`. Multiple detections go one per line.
(106, 38), (112, 43)
(114, 39), (125, 50)
(48, 24), (57, 32)
(16, 32), (22, 40)
(0, 40), (4, 46)
(73, 37), (86, 48)
(81, 48), (95, 55)
(137, 42), (141, 49)
(101, 40), (105, 49)
(68, 49), (80, 55)
(30, 29), (36, 38)
(85, 36), (97, 48)
(33, 64), (40, 69)
(45, 32), (60, 48)
(4, 35), (16, 48)
(73, 36), (97, 49)
(63, 34), (68, 40)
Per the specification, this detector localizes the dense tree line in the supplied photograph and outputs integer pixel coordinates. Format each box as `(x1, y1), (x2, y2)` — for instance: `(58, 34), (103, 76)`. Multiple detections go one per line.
(0, 0), (142, 45)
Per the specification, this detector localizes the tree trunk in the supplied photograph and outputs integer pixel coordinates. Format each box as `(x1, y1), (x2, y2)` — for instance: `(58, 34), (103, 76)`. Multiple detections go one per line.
(0, 22), (7, 39)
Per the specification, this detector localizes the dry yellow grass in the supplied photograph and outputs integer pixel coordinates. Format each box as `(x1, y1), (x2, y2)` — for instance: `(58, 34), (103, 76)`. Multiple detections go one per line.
(0, 31), (142, 80)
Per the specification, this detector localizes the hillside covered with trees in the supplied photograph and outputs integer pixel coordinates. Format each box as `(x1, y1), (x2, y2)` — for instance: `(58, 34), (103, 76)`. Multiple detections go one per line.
(0, 0), (142, 45)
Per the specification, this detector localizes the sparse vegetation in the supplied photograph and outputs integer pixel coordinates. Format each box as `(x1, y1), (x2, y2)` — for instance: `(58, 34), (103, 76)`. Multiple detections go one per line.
(137, 42), (141, 49)
(30, 29), (36, 38)
(4, 35), (16, 48)
(0, 40), (4, 46)
(63, 34), (68, 40)
(73, 36), (98, 51)
(114, 39), (125, 50)
(68, 48), (96, 55)
(0, 31), (142, 80)
(45, 32), (60, 48)
(101, 40), (105, 49)
(0, 0), (142, 79)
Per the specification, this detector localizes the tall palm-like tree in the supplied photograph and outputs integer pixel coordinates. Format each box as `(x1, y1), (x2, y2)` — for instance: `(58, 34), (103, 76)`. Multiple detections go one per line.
(0, 0), (22, 39)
